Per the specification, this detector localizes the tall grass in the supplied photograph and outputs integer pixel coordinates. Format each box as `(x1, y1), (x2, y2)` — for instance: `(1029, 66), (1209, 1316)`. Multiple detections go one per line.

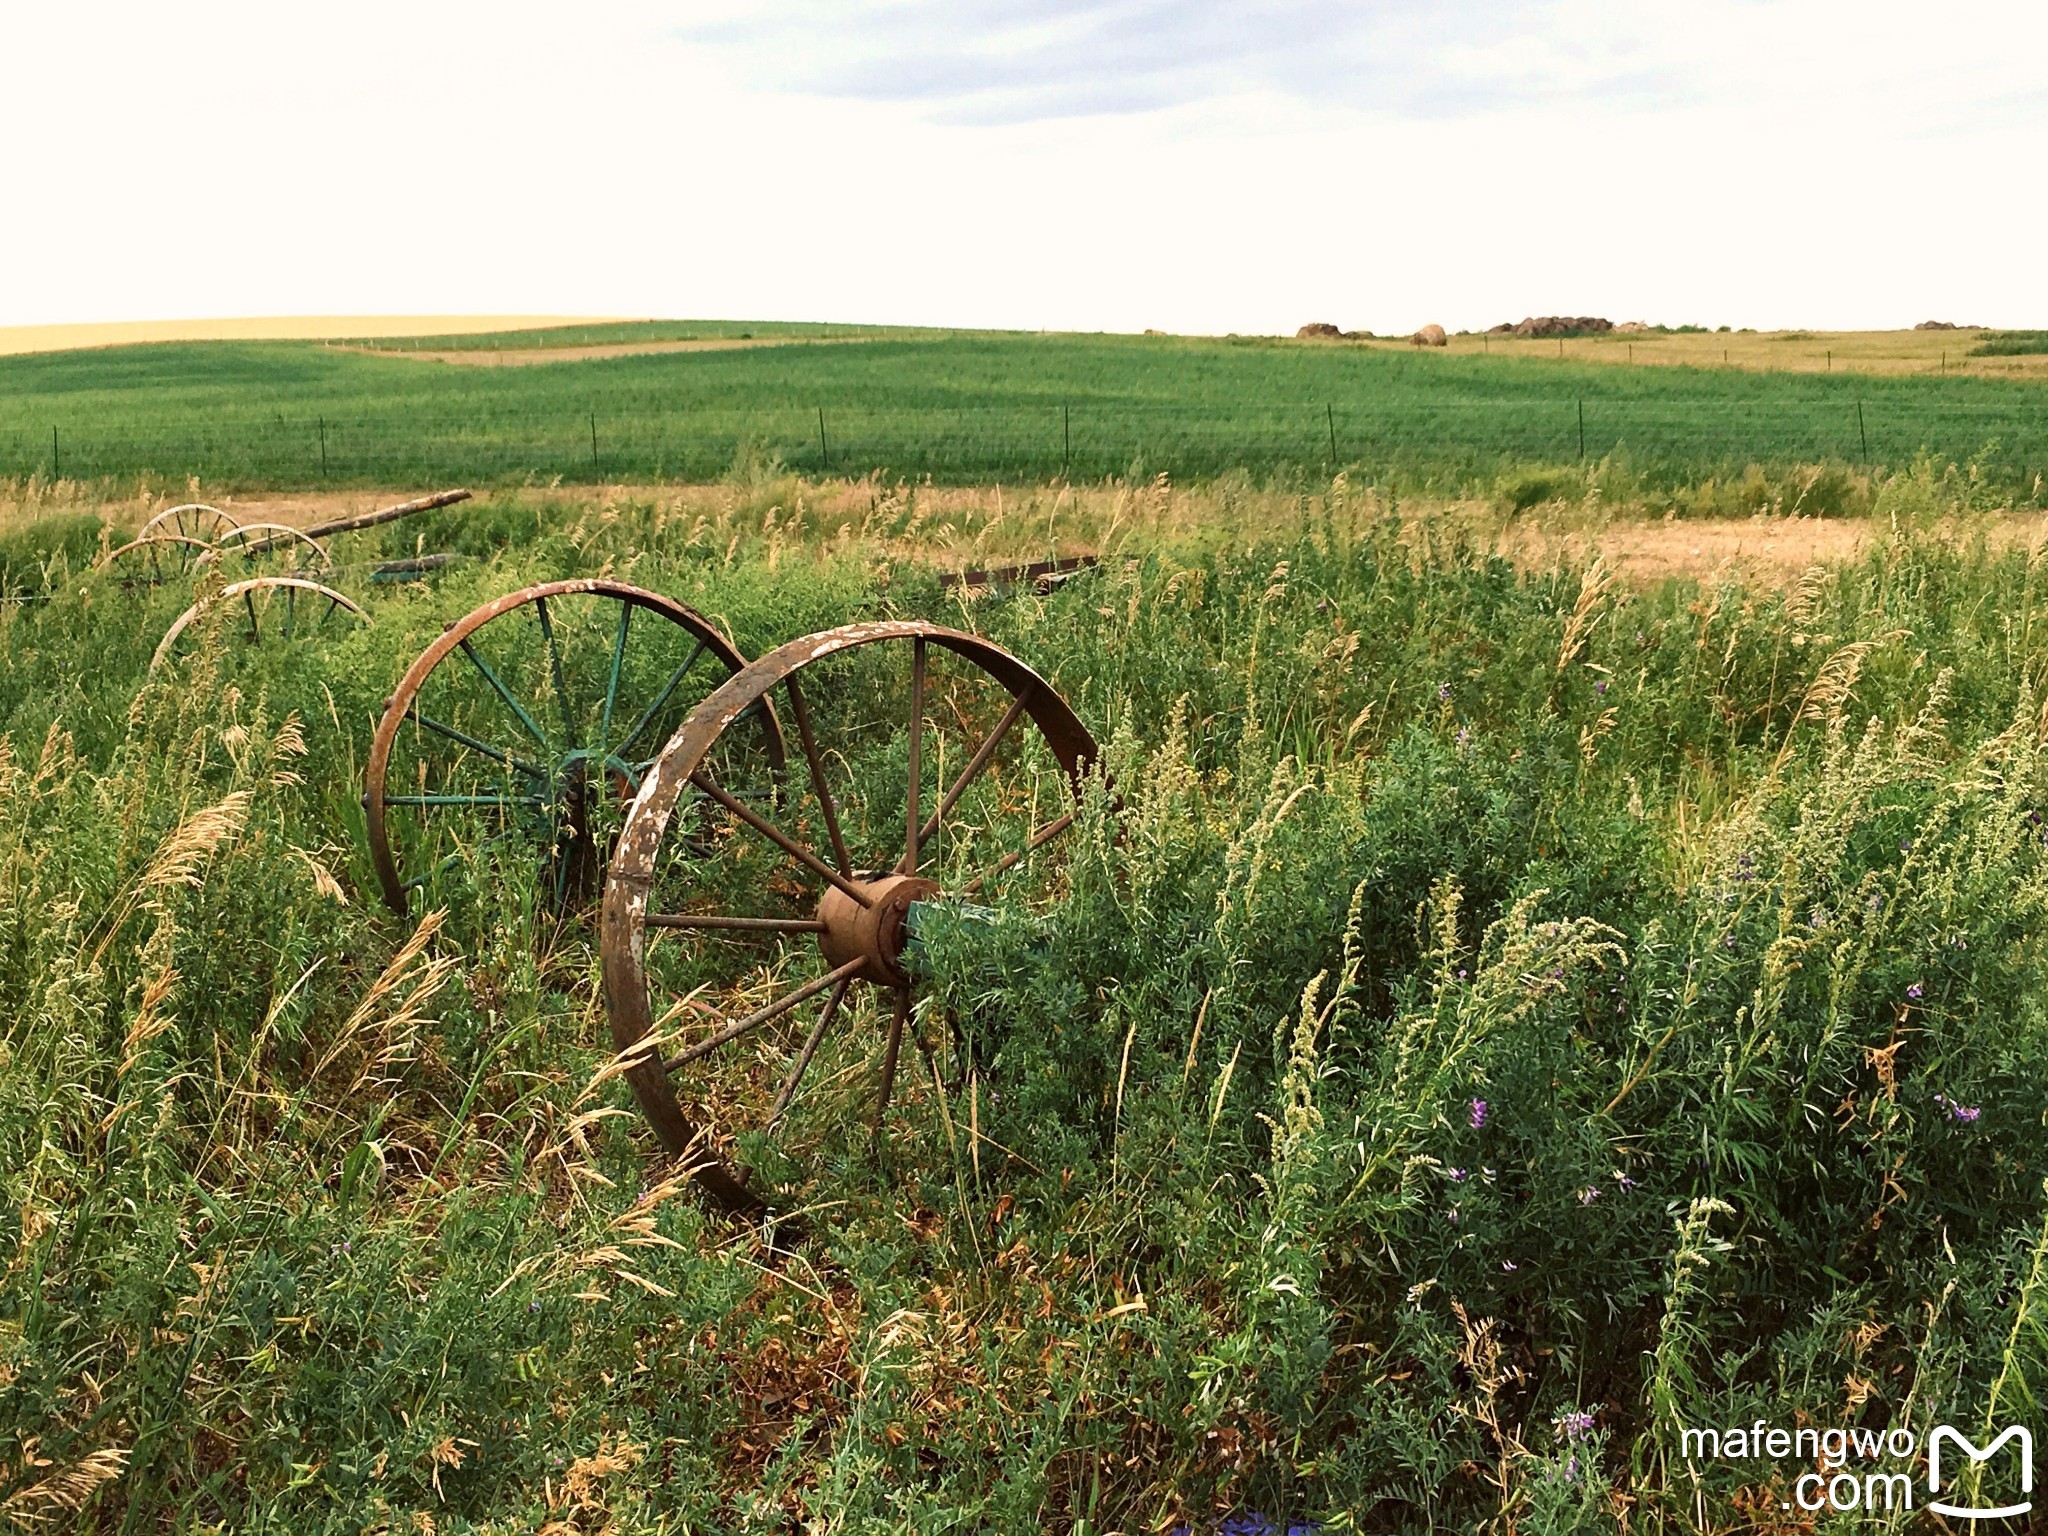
(3, 473), (2047, 1530)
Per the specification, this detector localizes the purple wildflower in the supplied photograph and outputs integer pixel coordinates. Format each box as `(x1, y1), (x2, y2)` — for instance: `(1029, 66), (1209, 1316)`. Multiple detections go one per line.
(1899, 839), (1913, 853)
(1907, 982), (1924, 1001)
(1579, 1186), (1602, 1205)
(1446, 1208), (1460, 1225)
(1469, 1098), (1489, 1129)
(1612, 1171), (1637, 1190)
(1595, 680), (1608, 695)
(1456, 726), (1471, 746)
(1448, 1167), (1468, 1182)
(1557, 1410), (1596, 1441)
(1934, 1093), (1981, 1123)
(1502, 1259), (1518, 1273)
(1437, 681), (1452, 701)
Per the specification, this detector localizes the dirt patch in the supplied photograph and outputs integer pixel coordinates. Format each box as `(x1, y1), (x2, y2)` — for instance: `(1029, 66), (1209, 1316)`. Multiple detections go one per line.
(1494, 511), (2048, 585)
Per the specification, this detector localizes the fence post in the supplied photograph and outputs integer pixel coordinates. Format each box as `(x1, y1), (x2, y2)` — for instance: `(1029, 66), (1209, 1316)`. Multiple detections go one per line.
(51, 426), (59, 479)
(1857, 401), (1869, 465)
(318, 417), (328, 478)
(1577, 399), (1585, 461)
(1326, 402), (1338, 466)
(1063, 402), (1071, 474)
(817, 406), (829, 470)
(589, 412), (601, 479)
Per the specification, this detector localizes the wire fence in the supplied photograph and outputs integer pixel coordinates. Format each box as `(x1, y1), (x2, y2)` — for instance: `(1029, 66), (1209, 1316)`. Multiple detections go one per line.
(7, 396), (2047, 492)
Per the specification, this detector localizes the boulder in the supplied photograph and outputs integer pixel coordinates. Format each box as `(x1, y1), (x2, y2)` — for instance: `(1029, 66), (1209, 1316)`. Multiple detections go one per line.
(1614, 320), (1650, 333)
(1296, 322), (1344, 339)
(1410, 324), (1448, 347)
(1914, 320), (1963, 330)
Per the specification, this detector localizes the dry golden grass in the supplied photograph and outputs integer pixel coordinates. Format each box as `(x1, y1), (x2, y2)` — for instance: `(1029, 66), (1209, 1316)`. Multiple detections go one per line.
(341, 337), (854, 367)
(14, 471), (2048, 592)
(1346, 327), (2042, 380)
(0, 315), (620, 357)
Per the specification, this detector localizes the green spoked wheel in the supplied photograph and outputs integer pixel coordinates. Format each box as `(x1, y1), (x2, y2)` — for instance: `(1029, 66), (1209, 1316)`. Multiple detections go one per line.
(365, 579), (785, 917)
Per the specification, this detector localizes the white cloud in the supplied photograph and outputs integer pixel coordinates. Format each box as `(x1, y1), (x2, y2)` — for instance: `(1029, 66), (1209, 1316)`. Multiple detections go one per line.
(0, 1), (2041, 333)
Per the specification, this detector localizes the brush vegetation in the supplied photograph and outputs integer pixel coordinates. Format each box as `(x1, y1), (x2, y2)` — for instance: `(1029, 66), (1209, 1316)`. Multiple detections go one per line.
(3, 465), (2048, 1531)
(5, 326), (2048, 498)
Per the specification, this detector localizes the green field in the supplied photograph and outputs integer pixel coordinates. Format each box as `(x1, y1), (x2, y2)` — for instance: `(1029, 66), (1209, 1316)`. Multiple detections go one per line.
(4, 470), (2048, 1530)
(6, 323), (2048, 499)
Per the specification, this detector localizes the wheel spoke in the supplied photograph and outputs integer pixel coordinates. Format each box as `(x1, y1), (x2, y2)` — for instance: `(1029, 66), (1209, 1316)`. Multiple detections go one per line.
(871, 988), (910, 1135)
(405, 708), (548, 781)
(785, 673), (851, 876)
(534, 595), (578, 750)
(914, 688), (1030, 856)
(767, 976), (852, 1128)
(616, 638), (706, 758)
(645, 913), (828, 933)
(962, 809), (1077, 897)
(458, 636), (551, 748)
(600, 600), (632, 747)
(902, 637), (926, 875)
(690, 772), (873, 908)
(662, 957), (866, 1072)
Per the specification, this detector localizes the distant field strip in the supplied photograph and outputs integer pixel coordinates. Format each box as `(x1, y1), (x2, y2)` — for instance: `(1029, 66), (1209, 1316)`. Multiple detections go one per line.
(5, 331), (2047, 493)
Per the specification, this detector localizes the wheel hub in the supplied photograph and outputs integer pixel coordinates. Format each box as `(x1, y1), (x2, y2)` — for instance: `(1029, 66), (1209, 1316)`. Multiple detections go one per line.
(816, 873), (939, 987)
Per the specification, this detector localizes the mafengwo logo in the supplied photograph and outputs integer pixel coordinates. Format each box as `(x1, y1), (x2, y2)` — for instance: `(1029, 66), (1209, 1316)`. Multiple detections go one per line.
(1927, 1426), (2034, 1521)
(1677, 1420), (2032, 1517)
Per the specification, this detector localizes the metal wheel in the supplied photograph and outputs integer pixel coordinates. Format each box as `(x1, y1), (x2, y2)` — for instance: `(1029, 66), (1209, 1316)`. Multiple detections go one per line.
(140, 503), (240, 543)
(99, 534), (217, 584)
(600, 621), (1097, 1216)
(203, 523), (332, 574)
(365, 579), (785, 917)
(149, 577), (367, 672)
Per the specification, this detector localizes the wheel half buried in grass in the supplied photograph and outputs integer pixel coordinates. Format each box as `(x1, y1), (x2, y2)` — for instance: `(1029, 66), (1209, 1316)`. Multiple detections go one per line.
(149, 576), (366, 673)
(139, 503), (240, 544)
(600, 621), (1098, 1219)
(202, 522), (332, 575)
(365, 579), (785, 918)
(99, 533), (219, 584)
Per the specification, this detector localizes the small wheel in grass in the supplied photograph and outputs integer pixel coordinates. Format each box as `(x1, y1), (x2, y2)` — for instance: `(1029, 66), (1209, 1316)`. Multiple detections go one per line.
(149, 577), (367, 672)
(99, 533), (218, 584)
(140, 503), (240, 544)
(600, 620), (1098, 1217)
(365, 579), (786, 918)
(202, 523), (332, 575)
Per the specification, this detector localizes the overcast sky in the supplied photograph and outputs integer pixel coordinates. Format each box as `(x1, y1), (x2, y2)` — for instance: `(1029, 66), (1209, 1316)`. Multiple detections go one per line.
(3, 1), (2042, 333)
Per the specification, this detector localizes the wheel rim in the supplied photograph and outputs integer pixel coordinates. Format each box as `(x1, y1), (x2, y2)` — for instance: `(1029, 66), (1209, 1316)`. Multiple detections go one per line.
(601, 620), (1097, 1215)
(365, 579), (785, 916)
(203, 523), (332, 575)
(140, 504), (240, 543)
(100, 533), (217, 584)
(149, 577), (366, 672)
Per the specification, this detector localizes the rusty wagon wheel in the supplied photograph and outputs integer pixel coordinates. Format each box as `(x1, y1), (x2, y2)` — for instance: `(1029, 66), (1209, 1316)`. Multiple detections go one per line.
(601, 621), (1098, 1217)
(365, 579), (786, 917)
(149, 577), (367, 672)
